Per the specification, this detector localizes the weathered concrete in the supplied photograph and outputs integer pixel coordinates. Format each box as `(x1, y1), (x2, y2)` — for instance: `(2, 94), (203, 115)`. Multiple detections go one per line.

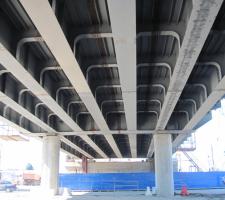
(154, 134), (174, 197)
(41, 135), (60, 195)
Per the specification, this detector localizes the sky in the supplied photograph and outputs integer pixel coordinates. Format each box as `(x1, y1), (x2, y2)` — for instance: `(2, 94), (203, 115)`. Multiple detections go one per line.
(0, 135), (67, 172)
(176, 99), (225, 171)
(0, 100), (225, 172)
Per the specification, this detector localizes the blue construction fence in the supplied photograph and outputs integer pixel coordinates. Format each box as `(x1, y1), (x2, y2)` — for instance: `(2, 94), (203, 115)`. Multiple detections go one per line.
(59, 172), (225, 191)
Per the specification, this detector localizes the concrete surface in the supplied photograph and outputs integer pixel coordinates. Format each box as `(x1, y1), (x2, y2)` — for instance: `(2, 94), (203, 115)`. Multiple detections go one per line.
(154, 134), (174, 196)
(86, 160), (154, 173)
(0, 188), (225, 200)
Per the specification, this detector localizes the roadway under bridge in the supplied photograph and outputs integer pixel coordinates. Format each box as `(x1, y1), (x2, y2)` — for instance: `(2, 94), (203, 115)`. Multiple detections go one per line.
(0, 0), (224, 197)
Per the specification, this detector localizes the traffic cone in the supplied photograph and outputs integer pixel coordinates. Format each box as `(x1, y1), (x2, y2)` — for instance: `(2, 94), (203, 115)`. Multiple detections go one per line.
(180, 185), (189, 196)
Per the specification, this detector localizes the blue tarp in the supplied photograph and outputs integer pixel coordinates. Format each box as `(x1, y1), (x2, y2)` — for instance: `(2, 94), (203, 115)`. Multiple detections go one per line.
(59, 172), (225, 191)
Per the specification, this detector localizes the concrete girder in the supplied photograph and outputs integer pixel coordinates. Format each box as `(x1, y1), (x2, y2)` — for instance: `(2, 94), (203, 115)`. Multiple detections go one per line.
(74, 30), (180, 56)
(137, 31), (181, 49)
(147, 139), (155, 159)
(18, 89), (30, 105)
(0, 70), (9, 76)
(196, 62), (222, 81)
(179, 99), (197, 113)
(95, 85), (121, 99)
(148, 110), (190, 158)
(173, 111), (190, 122)
(173, 76), (225, 151)
(187, 83), (208, 100)
(97, 84), (165, 103)
(106, 0), (137, 157)
(0, 99), (80, 159)
(3, 106), (9, 118)
(35, 103), (45, 116)
(19, 116), (24, 127)
(101, 100), (123, 111)
(137, 100), (162, 111)
(40, 66), (62, 86)
(60, 149), (80, 160)
(67, 100), (83, 115)
(51, 0), (57, 13)
(101, 99), (161, 112)
(49, 113), (107, 158)
(137, 111), (159, 119)
(73, 33), (113, 55)
(154, 0), (223, 130)
(106, 111), (125, 121)
(55, 86), (74, 103)
(79, 135), (108, 158)
(75, 112), (89, 123)
(147, 0), (223, 158)
(86, 64), (117, 84)
(137, 84), (166, 99)
(104, 134), (122, 158)
(0, 91), (55, 133)
(24, 129), (193, 137)
(155, 0), (223, 130)
(0, 44), (109, 159)
(18, 38), (63, 88)
(60, 136), (93, 159)
(47, 113), (56, 126)
(0, 88), (100, 158)
(137, 63), (172, 79)
(16, 37), (44, 62)
(18, 0), (122, 158)
(17, 30), (110, 160)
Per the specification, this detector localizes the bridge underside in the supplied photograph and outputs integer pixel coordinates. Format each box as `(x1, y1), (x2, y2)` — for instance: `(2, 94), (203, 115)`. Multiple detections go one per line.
(1, 0), (225, 196)
(0, 0), (224, 161)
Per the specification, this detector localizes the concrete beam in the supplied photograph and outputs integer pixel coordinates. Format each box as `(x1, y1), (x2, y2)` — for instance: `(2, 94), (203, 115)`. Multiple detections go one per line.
(60, 136), (93, 159)
(108, 0), (137, 158)
(60, 149), (80, 160)
(19, 0), (121, 158)
(81, 135), (108, 158)
(173, 77), (225, 150)
(156, 0), (223, 129)
(148, 0), (223, 157)
(0, 44), (107, 159)
(147, 139), (154, 158)
(25, 129), (192, 137)
(0, 91), (55, 133)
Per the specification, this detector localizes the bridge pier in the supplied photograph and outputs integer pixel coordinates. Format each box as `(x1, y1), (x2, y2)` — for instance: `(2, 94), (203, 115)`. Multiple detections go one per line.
(154, 134), (174, 197)
(41, 135), (60, 196)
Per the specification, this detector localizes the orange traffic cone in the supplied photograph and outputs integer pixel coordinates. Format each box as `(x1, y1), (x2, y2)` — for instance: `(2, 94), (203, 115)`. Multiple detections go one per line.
(180, 185), (189, 196)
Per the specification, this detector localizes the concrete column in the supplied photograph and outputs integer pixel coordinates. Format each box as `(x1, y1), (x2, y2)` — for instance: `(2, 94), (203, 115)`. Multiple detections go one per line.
(154, 134), (174, 197)
(41, 135), (60, 195)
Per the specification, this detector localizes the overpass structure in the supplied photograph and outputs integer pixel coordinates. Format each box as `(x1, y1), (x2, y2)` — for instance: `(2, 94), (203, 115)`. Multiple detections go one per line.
(0, 0), (224, 196)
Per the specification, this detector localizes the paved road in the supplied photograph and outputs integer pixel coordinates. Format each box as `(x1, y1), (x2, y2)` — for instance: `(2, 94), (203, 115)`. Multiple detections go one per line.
(0, 188), (225, 200)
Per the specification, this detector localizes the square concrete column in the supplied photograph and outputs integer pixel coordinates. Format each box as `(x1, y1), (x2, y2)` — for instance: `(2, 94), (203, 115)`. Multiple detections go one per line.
(154, 134), (174, 197)
(41, 135), (60, 196)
